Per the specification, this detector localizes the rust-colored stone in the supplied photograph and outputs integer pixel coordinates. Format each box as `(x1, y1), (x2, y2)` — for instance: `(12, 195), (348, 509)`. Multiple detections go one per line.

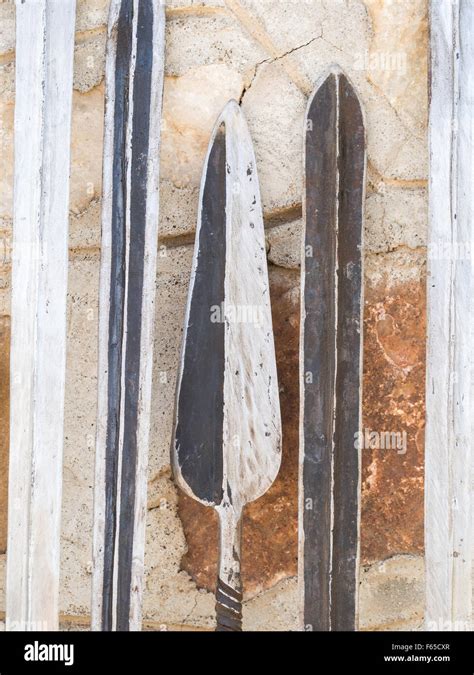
(0, 316), (10, 553)
(178, 267), (299, 596)
(361, 278), (426, 563)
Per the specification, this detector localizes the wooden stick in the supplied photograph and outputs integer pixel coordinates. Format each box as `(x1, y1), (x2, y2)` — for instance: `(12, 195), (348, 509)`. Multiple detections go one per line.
(6, 0), (76, 632)
(425, 0), (473, 631)
(299, 67), (365, 632)
(92, 0), (165, 632)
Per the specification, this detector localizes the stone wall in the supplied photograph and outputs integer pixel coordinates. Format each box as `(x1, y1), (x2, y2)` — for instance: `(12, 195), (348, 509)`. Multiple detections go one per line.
(0, 0), (427, 630)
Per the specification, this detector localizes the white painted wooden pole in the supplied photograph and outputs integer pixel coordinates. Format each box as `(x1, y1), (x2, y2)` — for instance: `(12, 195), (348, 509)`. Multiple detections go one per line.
(6, 0), (76, 631)
(425, 0), (473, 631)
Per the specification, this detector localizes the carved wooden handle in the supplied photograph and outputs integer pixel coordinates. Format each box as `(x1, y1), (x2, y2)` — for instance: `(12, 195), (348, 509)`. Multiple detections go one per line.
(215, 577), (243, 632)
(216, 507), (243, 632)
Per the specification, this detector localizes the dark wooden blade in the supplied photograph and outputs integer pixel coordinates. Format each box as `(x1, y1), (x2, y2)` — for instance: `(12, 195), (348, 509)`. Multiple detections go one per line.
(300, 69), (365, 632)
(92, 0), (165, 632)
(173, 127), (227, 506)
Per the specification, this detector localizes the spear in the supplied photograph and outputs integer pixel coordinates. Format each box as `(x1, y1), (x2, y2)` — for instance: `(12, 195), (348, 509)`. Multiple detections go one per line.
(172, 101), (282, 632)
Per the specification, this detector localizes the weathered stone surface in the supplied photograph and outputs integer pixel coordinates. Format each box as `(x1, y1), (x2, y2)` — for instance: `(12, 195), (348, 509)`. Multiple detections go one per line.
(168, 0), (225, 8)
(60, 257), (99, 616)
(143, 470), (215, 629)
(365, 248), (426, 289)
(70, 87), (104, 215)
(74, 33), (106, 93)
(363, 0), (428, 180)
(0, 317), (10, 554)
(0, 100), (13, 220)
(178, 266), (299, 596)
(236, 0), (324, 49)
(159, 181), (199, 240)
(0, 263), (10, 316)
(165, 14), (266, 77)
(231, 0), (368, 97)
(365, 186), (427, 253)
(241, 62), (306, 214)
(160, 55), (306, 228)
(0, 62), (14, 102)
(364, 89), (427, 181)
(150, 245), (194, 474)
(76, 0), (109, 33)
(364, 0), (428, 134)
(69, 200), (101, 251)
(244, 577), (298, 631)
(359, 555), (424, 631)
(266, 220), (301, 270)
(0, 4), (14, 56)
(161, 65), (244, 188)
(361, 255), (426, 563)
(238, 0), (365, 58)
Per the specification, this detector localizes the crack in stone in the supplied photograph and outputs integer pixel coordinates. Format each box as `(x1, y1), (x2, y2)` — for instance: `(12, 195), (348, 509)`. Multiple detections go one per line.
(182, 595), (199, 627)
(239, 34), (322, 105)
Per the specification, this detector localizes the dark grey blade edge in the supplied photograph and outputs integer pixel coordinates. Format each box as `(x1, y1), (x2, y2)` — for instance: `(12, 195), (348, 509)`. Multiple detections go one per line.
(103, 0), (132, 632)
(174, 128), (226, 505)
(116, 0), (154, 631)
(303, 73), (337, 632)
(331, 74), (364, 632)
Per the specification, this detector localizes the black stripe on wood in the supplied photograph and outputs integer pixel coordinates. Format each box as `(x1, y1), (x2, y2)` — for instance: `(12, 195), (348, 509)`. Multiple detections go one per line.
(302, 71), (364, 632)
(303, 73), (337, 632)
(215, 578), (243, 632)
(331, 73), (364, 632)
(174, 127), (227, 505)
(101, 0), (156, 631)
(103, 0), (133, 632)
(116, 0), (154, 632)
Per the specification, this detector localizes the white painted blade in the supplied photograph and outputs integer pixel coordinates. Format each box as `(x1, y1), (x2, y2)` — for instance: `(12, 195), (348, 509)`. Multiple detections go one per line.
(222, 101), (282, 513)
